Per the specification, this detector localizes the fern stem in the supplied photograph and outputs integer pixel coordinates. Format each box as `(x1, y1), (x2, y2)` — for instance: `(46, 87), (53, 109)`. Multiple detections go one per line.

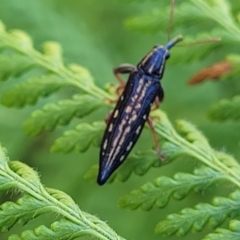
(1, 32), (114, 102)
(155, 115), (240, 188)
(2, 162), (123, 240)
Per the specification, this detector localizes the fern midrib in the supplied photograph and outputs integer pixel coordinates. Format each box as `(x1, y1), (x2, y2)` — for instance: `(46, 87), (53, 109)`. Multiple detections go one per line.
(169, 198), (240, 224)
(154, 112), (240, 188)
(164, 128), (240, 187)
(0, 32), (115, 103)
(2, 162), (122, 240)
(143, 172), (227, 205)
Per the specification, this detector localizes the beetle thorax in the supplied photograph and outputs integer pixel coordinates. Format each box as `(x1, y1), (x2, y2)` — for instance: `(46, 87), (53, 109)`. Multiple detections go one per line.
(137, 46), (170, 78)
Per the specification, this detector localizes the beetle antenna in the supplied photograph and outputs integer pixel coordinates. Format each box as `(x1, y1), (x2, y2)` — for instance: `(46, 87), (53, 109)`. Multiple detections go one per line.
(167, 0), (221, 47)
(179, 38), (221, 47)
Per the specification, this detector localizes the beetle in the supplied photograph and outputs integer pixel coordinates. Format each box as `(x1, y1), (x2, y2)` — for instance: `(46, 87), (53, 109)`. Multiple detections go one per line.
(97, 35), (183, 185)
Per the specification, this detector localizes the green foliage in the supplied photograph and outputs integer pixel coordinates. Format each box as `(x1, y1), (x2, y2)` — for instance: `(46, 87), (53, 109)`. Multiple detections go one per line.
(119, 167), (226, 210)
(51, 122), (104, 153)
(0, 146), (124, 240)
(206, 53), (240, 123)
(124, 0), (240, 63)
(24, 95), (104, 136)
(207, 96), (240, 121)
(0, 0), (240, 239)
(1, 75), (66, 107)
(117, 111), (240, 236)
(203, 220), (240, 240)
(155, 190), (240, 236)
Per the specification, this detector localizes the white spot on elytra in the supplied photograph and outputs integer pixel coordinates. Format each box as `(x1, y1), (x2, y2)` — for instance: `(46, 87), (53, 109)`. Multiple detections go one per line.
(125, 106), (132, 113)
(129, 114), (137, 123)
(103, 139), (108, 150)
(127, 141), (133, 151)
(136, 79), (144, 93)
(143, 114), (147, 120)
(135, 103), (141, 109)
(113, 110), (119, 118)
(108, 123), (113, 132)
(136, 126), (141, 135)
(120, 155), (125, 161)
(122, 119), (126, 125)
(125, 126), (131, 133)
(133, 95), (138, 100)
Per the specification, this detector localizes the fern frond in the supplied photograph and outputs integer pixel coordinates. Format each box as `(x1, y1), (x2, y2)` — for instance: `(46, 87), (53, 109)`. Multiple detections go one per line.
(8, 219), (90, 240)
(125, 0), (240, 41)
(124, 0), (240, 62)
(124, 2), (209, 34)
(9, 215), (125, 240)
(203, 220), (240, 240)
(0, 19), (113, 154)
(151, 110), (240, 187)
(223, 54), (240, 82)
(1, 75), (66, 107)
(114, 109), (240, 232)
(51, 122), (104, 153)
(193, 0), (240, 41)
(23, 95), (104, 135)
(155, 190), (240, 236)
(0, 55), (34, 81)
(0, 1), (240, 238)
(207, 95), (240, 121)
(0, 19), (112, 106)
(0, 144), (124, 240)
(0, 20), (112, 104)
(0, 194), (50, 230)
(175, 119), (210, 148)
(119, 166), (226, 211)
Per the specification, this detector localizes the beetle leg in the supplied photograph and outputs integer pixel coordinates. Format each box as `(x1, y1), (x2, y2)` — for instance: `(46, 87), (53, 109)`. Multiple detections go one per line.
(105, 111), (113, 124)
(113, 64), (137, 96)
(147, 117), (165, 160)
(152, 96), (160, 111)
(113, 64), (136, 84)
(151, 85), (164, 111)
(158, 84), (164, 102)
(113, 64), (137, 86)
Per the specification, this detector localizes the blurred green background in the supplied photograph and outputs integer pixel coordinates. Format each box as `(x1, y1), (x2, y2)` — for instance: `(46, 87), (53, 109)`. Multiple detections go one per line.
(0, 0), (239, 239)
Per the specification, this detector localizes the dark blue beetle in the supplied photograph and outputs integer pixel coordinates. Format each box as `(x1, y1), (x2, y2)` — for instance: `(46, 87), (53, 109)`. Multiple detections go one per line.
(98, 36), (183, 185)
